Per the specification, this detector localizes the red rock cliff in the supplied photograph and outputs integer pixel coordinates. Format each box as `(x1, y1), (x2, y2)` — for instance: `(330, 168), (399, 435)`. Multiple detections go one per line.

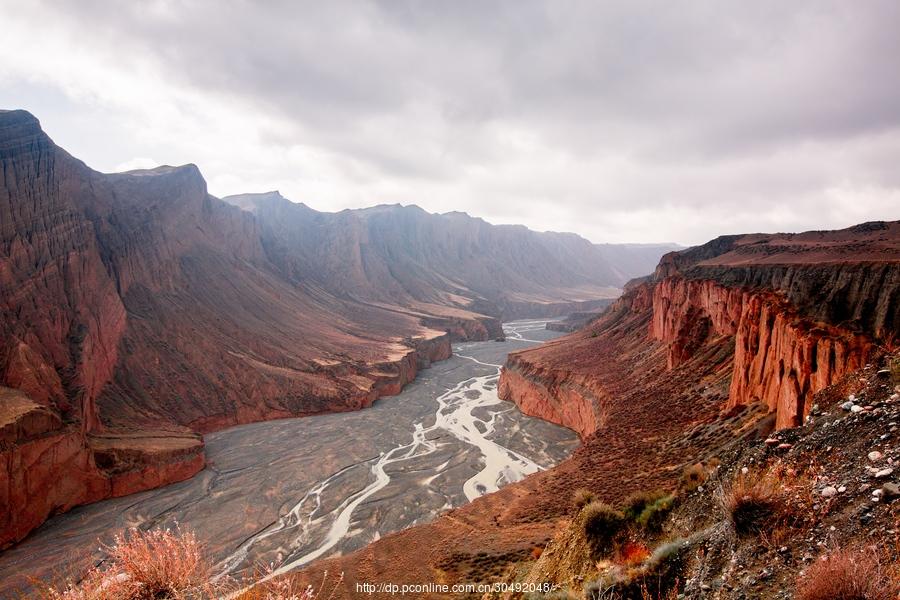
(650, 276), (872, 428)
(501, 223), (899, 435)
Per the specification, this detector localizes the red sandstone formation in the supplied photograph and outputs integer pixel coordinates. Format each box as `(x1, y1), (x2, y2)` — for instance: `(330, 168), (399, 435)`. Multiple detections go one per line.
(504, 223), (899, 433)
(0, 109), (667, 548)
(281, 222), (897, 598)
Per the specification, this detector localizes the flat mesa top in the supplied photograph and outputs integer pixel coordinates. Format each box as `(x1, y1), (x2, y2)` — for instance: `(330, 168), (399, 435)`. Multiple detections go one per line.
(697, 221), (900, 266)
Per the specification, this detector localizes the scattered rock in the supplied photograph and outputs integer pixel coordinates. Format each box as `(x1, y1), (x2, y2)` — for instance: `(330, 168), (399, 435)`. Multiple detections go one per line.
(850, 405), (864, 413)
(875, 468), (894, 479)
(868, 451), (884, 462)
(881, 483), (900, 502)
(820, 486), (837, 498)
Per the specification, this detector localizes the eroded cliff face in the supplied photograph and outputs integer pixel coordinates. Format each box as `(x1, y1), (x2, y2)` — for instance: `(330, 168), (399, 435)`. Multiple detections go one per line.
(501, 224), (898, 434)
(292, 224), (898, 596)
(651, 276), (873, 428)
(498, 359), (607, 439)
(0, 387), (205, 549)
(0, 110), (539, 547)
(0, 110), (126, 433)
(0, 112), (463, 548)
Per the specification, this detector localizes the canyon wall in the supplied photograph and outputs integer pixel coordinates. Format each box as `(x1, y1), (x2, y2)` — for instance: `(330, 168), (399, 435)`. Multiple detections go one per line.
(650, 276), (873, 428)
(3, 109), (654, 547)
(502, 224), (899, 434)
(498, 359), (608, 439)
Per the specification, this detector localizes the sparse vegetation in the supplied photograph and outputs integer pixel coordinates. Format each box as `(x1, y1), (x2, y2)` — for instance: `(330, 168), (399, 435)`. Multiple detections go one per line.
(581, 502), (626, 558)
(34, 525), (341, 600)
(722, 468), (789, 536)
(634, 494), (675, 532)
(679, 463), (707, 492)
(39, 525), (210, 600)
(795, 547), (900, 600)
(572, 487), (597, 510)
(584, 538), (688, 600)
(621, 489), (668, 521)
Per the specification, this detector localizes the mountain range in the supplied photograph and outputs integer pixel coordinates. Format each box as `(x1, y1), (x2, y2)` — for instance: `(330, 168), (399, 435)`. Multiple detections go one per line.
(0, 109), (674, 548)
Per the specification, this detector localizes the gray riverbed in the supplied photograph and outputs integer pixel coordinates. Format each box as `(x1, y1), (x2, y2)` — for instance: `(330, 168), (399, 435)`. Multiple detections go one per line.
(0, 320), (578, 593)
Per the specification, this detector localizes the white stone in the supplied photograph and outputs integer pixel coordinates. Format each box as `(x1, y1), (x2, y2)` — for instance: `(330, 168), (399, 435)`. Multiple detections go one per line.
(820, 486), (838, 498)
(869, 451), (884, 462)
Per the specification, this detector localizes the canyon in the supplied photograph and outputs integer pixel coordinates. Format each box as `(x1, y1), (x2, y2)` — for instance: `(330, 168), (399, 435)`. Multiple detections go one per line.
(3, 106), (897, 598)
(277, 221), (898, 597)
(0, 322), (578, 596)
(0, 109), (673, 552)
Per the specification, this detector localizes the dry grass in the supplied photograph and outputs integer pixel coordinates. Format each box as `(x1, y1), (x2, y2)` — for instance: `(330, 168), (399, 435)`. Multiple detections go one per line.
(679, 463), (707, 492)
(237, 568), (343, 600)
(581, 502), (626, 559)
(31, 526), (340, 600)
(795, 547), (900, 600)
(37, 526), (211, 600)
(573, 488), (597, 510)
(722, 468), (792, 536)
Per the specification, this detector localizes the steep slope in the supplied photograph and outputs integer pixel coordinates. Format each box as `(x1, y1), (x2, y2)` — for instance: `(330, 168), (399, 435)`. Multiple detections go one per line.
(223, 192), (676, 319)
(279, 221), (898, 598)
(0, 109), (671, 550)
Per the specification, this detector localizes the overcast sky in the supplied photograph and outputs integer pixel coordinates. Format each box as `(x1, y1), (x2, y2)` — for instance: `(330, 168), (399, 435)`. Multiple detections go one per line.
(2, 1), (898, 244)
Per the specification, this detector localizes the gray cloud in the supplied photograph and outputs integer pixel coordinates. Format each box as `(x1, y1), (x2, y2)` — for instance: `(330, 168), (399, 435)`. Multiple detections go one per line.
(1, 0), (898, 243)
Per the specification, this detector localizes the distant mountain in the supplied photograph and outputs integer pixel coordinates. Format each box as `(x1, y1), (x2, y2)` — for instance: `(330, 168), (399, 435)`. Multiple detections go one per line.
(0, 109), (674, 547)
(223, 191), (677, 318)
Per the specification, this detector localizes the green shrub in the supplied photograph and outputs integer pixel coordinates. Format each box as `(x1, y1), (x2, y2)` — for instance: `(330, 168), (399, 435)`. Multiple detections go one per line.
(635, 494), (675, 531)
(622, 489), (669, 521)
(581, 501), (626, 558)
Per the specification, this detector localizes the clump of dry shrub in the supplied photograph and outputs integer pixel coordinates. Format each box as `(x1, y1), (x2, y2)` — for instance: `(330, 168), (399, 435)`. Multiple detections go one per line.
(581, 502), (626, 558)
(41, 525), (210, 600)
(722, 468), (792, 536)
(584, 538), (689, 600)
(680, 463), (707, 492)
(36, 526), (339, 600)
(572, 488), (597, 510)
(795, 547), (900, 600)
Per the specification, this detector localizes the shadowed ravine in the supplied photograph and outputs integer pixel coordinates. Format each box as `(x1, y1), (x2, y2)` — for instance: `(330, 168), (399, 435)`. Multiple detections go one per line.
(0, 320), (578, 594)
